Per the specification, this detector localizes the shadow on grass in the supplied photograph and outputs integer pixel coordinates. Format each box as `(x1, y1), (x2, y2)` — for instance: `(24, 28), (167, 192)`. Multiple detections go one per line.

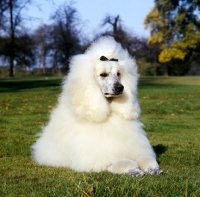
(139, 77), (172, 89)
(153, 144), (168, 157)
(0, 78), (62, 92)
(139, 76), (200, 88)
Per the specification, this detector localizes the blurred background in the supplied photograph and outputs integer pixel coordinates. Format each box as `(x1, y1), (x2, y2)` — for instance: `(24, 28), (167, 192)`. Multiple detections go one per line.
(0, 0), (200, 77)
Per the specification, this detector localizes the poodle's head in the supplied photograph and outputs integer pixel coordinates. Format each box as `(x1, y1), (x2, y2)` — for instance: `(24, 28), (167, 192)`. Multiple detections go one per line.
(63, 36), (140, 123)
(95, 56), (124, 98)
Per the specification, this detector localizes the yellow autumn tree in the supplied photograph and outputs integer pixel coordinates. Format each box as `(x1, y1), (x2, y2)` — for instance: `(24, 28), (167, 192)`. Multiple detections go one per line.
(144, 0), (200, 75)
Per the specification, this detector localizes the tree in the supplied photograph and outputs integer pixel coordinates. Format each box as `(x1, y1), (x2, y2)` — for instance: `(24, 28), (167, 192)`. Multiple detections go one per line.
(0, 0), (32, 77)
(50, 3), (82, 73)
(15, 33), (35, 69)
(0, 33), (35, 72)
(101, 15), (120, 38)
(145, 0), (200, 75)
(33, 25), (52, 75)
(101, 15), (131, 46)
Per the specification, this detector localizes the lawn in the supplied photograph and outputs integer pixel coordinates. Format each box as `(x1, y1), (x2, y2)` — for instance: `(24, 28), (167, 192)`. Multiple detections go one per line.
(0, 76), (200, 197)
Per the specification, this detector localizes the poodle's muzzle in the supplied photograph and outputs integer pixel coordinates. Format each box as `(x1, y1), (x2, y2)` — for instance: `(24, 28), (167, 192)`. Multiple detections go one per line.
(101, 73), (124, 98)
(104, 82), (124, 97)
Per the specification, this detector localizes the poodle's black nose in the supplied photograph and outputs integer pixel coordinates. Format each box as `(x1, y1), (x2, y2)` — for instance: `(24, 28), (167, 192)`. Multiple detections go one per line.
(114, 83), (124, 94)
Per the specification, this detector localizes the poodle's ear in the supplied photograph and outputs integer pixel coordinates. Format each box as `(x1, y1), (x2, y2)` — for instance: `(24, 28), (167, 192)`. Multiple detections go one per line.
(110, 57), (141, 120)
(62, 55), (110, 123)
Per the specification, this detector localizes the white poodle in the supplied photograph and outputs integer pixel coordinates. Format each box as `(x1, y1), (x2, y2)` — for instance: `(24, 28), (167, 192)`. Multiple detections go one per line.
(32, 36), (163, 176)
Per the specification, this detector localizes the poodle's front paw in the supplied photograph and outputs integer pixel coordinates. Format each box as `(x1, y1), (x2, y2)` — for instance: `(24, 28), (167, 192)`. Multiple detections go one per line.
(127, 169), (145, 177)
(146, 167), (163, 175)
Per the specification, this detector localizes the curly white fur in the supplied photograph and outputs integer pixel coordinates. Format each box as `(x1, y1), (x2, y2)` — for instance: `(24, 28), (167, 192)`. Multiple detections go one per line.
(32, 36), (163, 176)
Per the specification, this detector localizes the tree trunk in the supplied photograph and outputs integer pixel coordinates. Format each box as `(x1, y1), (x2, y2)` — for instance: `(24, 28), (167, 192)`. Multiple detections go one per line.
(163, 64), (169, 76)
(42, 54), (46, 75)
(113, 15), (119, 40)
(41, 43), (46, 75)
(26, 66), (30, 75)
(153, 54), (157, 76)
(9, 56), (14, 77)
(9, 0), (14, 77)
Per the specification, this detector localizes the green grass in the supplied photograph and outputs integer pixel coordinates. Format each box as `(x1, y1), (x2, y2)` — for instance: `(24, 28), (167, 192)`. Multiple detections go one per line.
(0, 76), (200, 197)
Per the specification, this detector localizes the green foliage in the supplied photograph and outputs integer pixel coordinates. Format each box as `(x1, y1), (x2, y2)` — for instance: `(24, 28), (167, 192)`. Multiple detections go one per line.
(0, 77), (200, 196)
(145, 0), (200, 64)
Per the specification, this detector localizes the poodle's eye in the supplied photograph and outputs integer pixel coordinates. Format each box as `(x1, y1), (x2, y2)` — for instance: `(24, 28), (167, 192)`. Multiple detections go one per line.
(100, 73), (108, 77)
(117, 72), (120, 77)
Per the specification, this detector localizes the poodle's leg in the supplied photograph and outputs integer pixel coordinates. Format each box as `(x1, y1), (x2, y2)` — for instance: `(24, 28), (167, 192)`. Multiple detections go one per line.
(107, 159), (145, 177)
(136, 157), (163, 175)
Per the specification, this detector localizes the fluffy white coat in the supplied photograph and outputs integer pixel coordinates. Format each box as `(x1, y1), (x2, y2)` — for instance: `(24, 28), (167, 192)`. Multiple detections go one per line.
(32, 36), (162, 176)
